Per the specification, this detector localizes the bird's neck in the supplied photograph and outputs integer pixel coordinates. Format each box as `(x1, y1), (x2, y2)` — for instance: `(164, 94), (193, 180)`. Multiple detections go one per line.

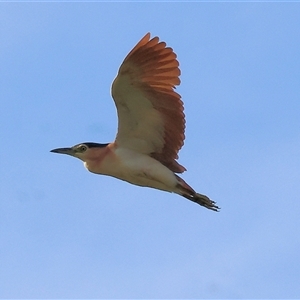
(84, 143), (117, 175)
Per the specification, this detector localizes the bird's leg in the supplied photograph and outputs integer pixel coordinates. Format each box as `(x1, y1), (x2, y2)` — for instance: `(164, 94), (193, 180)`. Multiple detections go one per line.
(175, 175), (220, 211)
(181, 192), (220, 212)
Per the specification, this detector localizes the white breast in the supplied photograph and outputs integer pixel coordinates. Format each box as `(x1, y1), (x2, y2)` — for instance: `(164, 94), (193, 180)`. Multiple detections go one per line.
(106, 147), (178, 192)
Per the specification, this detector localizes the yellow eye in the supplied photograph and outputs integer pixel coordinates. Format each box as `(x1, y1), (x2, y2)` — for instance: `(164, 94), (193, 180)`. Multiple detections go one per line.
(78, 145), (87, 152)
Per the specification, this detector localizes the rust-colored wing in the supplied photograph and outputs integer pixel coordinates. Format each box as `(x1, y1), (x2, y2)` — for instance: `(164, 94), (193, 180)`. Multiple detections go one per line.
(111, 33), (186, 173)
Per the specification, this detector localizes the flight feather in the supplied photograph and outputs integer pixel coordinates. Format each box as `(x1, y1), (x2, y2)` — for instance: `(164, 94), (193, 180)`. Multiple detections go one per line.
(111, 33), (186, 173)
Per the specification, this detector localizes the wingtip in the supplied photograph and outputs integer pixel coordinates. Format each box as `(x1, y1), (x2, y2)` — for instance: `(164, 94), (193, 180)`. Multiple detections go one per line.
(144, 32), (151, 39)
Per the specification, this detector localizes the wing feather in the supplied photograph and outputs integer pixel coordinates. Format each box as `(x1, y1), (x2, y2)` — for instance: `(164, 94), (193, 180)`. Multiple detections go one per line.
(111, 33), (186, 173)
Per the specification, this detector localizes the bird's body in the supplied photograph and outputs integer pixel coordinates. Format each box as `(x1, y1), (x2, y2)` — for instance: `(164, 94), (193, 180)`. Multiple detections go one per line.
(51, 33), (219, 211)
(84, 144), (177, 192)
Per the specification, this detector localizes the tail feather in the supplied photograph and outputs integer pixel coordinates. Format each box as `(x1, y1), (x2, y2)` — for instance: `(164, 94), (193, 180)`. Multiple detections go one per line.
(175, 175), (220, 211)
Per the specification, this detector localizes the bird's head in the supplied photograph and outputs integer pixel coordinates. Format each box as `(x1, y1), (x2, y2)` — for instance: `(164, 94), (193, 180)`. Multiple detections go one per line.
(50, 142), (109, 161)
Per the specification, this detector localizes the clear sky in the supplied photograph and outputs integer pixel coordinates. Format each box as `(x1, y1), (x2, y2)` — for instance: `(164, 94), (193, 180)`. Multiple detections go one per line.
(1, 2), (300, 299)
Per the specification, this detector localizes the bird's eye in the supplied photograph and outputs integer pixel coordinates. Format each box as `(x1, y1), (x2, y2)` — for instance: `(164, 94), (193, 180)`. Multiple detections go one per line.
(79, 145), (87, 152)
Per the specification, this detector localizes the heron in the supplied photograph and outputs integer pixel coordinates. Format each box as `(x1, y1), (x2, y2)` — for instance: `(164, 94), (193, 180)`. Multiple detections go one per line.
(51, 33), (219, 211)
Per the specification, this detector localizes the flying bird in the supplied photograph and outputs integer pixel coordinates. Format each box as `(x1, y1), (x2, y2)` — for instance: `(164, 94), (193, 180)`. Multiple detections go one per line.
(51, 33), (219, 211)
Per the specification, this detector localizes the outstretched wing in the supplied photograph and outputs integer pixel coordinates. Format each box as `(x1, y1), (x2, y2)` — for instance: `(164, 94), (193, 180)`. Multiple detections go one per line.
(111, 33), (186, 173)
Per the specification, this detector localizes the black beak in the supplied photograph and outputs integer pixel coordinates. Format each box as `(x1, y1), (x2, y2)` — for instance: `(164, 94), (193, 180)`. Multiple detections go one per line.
(50, 147), (74, 156)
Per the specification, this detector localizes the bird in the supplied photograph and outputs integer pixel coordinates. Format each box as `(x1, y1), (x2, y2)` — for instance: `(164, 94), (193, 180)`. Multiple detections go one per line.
(51, 33), (219, 211)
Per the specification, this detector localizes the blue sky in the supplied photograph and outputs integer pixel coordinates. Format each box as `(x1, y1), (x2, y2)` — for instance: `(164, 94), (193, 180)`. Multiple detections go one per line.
(1, 2), (300, 298)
